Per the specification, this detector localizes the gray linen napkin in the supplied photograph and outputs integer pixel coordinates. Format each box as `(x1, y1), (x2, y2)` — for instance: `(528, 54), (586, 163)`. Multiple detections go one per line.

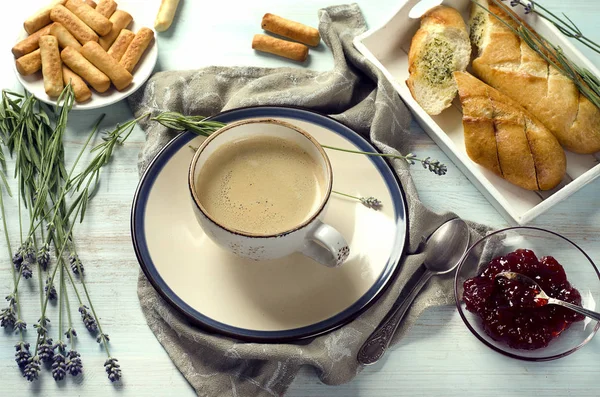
(128, 3), (487, 396)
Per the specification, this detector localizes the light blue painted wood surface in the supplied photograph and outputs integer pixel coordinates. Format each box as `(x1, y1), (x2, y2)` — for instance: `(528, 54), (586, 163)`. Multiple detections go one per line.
(0, 1), (598, 395)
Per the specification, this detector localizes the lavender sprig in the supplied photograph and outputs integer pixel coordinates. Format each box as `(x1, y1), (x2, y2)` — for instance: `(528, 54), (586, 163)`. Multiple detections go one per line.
(79, 305), (98, 333)
(15, 342), (31, 369)
(52, 351), (67, 381)
(69, 254), (84, 275)
(0, 306), (16, 328)
(23, 355), (41, 382)
(104, 357), (121, 382)
(38, 337), (55, 363)
(45, 277), (57, 301)
(331, 190), (383, 210)
(37, 244), (50, 271)
(66, 350), (83, 376)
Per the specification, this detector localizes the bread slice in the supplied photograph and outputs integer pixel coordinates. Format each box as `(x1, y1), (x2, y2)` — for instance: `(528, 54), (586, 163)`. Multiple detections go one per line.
(469, 0), (600, 154)
(406, 5), (471, 115)
(454, 71), (566, 191)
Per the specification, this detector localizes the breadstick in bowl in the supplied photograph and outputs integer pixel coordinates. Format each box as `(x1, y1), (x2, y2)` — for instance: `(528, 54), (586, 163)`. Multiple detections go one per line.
(120, 27), (154, 73)
(154, 0), (181, 32)
(107, 29), (135, 61)
(50, 5), (99, 44)
(61, 46), (110, 92)
(62, 65), (92, 102)
(50, 23), (82, 51)
(23, 0), (66, 35)
(65, 0), (113, 36)
(95, 0), (117, 18)
(81, 41), (133, 91)
(99, 10), (133, 50)
(16, 49), (42, 76)
(40, 35), (64, 97)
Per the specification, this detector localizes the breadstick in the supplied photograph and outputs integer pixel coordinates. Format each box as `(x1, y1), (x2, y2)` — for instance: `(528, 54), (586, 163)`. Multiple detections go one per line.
(50, 23), (82, 51)
(81, 41), (132, 91)
(50, 5), (98, 44)
(11, 24), (54, 58)
(107, 29), (135, 61)
(95, 0), (117, 18)
(99, 10), (133, 50)
(23, 0), (66, 35)
(40, 35), (64, 97)
(252, 34), (308, 62)
(62, 65), (92, 102)
(154, 0), (180, 32)
(85, 0), (97, 8)
(61, 46), (110, 92)
(65, 0), (112, 36)
(15, 49), (42, 76)
(261, 13), (320, 47)
(120, 27), (154, 73)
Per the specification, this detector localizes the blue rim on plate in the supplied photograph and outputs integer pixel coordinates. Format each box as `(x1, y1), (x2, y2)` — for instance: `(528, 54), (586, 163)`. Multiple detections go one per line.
(131, 106), (409, 342)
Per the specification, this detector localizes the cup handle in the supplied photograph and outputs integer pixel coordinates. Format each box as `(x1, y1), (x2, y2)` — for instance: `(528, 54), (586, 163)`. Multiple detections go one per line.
(299, 220), (349, 267)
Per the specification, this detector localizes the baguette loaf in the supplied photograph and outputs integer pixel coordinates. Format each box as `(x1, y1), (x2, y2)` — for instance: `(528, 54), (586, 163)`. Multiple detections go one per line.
(454, 71), (566, 191)
(406, 5), (471, 115)
(469, 0), (600, 154)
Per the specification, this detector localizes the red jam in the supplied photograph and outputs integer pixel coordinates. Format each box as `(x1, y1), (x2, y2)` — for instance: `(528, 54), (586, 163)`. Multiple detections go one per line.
(463, 249), (584, 350)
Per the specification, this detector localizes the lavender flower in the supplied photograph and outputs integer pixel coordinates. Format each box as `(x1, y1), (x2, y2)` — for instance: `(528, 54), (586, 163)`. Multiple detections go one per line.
(359, 196), (382, 210)
(37, 245), (50, 271)
(38, 337), (55, 363)
(65, 327), (77, 339)
(66, 350), (83, 376)
(0, 306), (16, 328)
(96, 333), (110, 344)
(20, 261), (33, 279)
(14, 342), (31, 369)
(12, 249), (23, 270)
(79, 305), (97, 332)
(45, 278), (57, 301)
(34, 316), (50, 338)
(404, 153), (448, 176)
(69, 254), (84, 275)
(23, 244), (36, 263)
(104, 357), (121, 382)
(510, 0), (519, 6)
(524, 2), (533, 14)
(23, 355), (41, 382)
(52, 353), (66, 381)
(14, 319), (27, 332)
(53, 340), (66, 352)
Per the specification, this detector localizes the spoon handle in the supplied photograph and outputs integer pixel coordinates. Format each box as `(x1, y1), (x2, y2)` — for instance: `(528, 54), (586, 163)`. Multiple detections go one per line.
(548, 298), (600, 322)
(357, 270), (433, 365)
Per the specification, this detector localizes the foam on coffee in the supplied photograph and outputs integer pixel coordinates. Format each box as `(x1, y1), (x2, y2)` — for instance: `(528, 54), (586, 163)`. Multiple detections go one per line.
(196, 135), (326, 235)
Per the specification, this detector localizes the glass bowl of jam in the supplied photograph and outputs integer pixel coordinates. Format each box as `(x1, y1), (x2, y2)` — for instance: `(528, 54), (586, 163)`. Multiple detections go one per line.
(454, 226), (600, 360)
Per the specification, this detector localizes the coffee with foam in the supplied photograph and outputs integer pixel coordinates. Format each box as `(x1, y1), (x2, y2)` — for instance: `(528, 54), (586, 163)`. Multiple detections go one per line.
(195, 135), (326, 235)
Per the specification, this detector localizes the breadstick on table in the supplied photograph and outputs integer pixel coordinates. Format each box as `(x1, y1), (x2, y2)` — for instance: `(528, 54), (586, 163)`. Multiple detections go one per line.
(50, 23), (82, 50)
(15, 49), (42, 76)
(95, 0), (117, 18)
(82, 41), (132, 91)
(154, 0), (181, 32)
(65, 0), (112, 36)
(252, 34), (308, 62)
(99, 11), (133, 50)
(61, 46), (110, 92)
(107, 29), (135, 61)
(40, 35), (64, 97)
(120, 27), (154, 73)
(50, 5), (99, 44)
(261, 13), (320, 47)
(11, 24), (54, 58)
(85, 0), (97, 8)
(23, 0), (67, 35)
(62, 65), (92, 102)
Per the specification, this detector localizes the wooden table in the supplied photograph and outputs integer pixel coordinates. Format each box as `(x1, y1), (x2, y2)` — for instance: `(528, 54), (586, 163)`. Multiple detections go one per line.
(1, 1), (599, 395)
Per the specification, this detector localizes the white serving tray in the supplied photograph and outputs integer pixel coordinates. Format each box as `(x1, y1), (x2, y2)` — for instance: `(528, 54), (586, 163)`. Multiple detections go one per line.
(353, 0), (600, 225)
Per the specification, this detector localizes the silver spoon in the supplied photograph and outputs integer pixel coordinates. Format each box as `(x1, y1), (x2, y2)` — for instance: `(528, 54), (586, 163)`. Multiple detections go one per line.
(357, 218), (470, 365)
(496, 271), (600, 321)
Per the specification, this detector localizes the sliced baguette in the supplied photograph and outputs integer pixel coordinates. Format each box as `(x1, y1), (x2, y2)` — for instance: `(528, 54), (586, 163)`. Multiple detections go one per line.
(406, 5), (471, 115)
(454, 71), (566, 191)
(469, 0), (600, 154)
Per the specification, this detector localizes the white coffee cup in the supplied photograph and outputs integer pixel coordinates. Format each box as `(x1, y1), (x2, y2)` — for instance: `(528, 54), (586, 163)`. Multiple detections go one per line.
(188, 118), (350, 267)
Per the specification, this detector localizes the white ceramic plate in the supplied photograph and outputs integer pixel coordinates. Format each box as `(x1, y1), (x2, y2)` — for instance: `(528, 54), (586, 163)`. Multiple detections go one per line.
(13, 0), (158, 110)
(131, 106), (408, 341)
